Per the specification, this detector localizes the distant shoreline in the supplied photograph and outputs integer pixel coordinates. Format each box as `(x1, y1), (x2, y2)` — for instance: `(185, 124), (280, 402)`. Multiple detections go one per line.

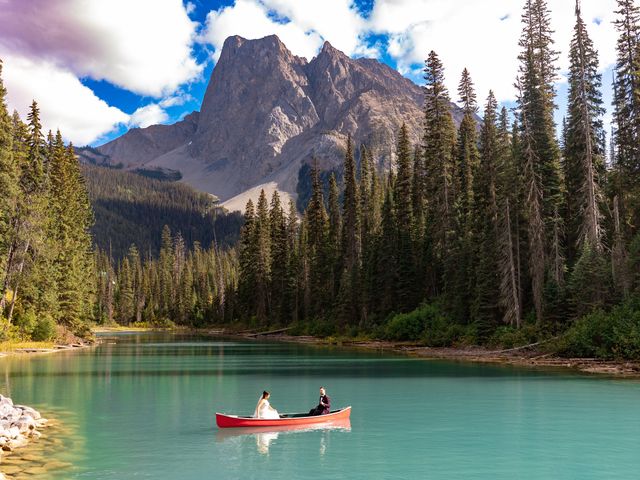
(0, 342), (92, 359)
(90, 327), (640, 378)
(268, 335), (640, 378)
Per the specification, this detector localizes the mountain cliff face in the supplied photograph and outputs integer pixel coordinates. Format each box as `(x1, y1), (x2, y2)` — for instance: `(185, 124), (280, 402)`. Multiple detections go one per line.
(86, 35), (466, 209)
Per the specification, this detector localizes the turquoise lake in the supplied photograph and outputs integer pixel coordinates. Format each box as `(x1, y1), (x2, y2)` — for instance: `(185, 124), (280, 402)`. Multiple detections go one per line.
(1, 333), (640, 479)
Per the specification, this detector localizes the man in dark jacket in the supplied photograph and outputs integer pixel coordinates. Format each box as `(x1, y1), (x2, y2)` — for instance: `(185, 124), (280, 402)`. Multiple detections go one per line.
(309, 387), (331, 415)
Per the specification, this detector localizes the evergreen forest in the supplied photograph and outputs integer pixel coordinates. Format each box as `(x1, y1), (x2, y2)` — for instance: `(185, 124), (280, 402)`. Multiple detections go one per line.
(3, 0), (640, 360)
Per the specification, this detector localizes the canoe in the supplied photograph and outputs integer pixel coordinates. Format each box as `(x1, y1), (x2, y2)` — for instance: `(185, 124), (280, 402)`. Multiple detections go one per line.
(216, 406), (351, 428)
(215, 418), (351, 442)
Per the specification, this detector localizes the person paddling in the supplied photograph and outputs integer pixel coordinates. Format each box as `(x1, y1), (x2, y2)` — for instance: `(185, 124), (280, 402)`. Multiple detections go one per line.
(309, 387), (330, 416)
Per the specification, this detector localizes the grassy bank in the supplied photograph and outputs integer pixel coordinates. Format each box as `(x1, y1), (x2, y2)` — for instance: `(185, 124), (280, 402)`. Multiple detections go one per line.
(0, 340), (56, 353)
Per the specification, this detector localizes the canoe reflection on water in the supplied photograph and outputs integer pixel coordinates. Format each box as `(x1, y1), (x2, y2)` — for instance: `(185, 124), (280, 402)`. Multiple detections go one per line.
(215, 418), (351, 454)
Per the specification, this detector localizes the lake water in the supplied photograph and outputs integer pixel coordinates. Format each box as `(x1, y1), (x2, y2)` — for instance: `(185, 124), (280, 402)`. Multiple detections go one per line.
(1, 333), (639, 479)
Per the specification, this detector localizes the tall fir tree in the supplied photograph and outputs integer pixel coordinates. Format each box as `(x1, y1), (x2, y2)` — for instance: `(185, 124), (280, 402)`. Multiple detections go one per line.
(565, 0), (606, 257)
(305, 162), (330, 316)
(517, 0), (565, 321)
(394, 124), (416, 312)
(496, 109), (523, 327)
(472, 92), (501, 336)
(254, 189), (271, 322)
(423, 51), (457, 295)
(269, 191), (288, 323)
(455, 68), (479, 226)
(238, 200), (256, 317)
(612, 0), (640, 237)
(327, 172), (342, 300)
(0, 61), (18, 298)
(339, 136), (361, 323)
(448, 68), (480, 321)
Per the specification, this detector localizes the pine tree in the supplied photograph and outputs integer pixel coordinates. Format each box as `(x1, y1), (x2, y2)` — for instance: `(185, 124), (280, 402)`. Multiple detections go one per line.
(423, 51), (457, 295)
(394, 124), (416, 312)
(238, 200), (256, 318)
(128, 244), (144, 324)
(2, 102), (51, 323)
(569, 242), (610, 317)
(611, 195), (630, 296)
(117, 256), (134, 324)
(472, 92), (501, 336)
(612, 0), (640, 192)
(0, 61), (18, 291)
(158, 225), (173, 318)
(497, 108), (523, 327)
(375, 186), (397, 314)
(411, 144), (425, 237)
(255, 190), (271, 322)
(328, 172), (342, 299)
(305, 163), (330, 316)
(448, 69), (479, 322)
(456, 68), (479, 226)
(517, 0), (565, 321)
(339, 136), (361, 323)
(48, 134), (94, 330)
(269, 191), (288, 323)
(284, 199), (299, 322)
(565, 0), (605, 256)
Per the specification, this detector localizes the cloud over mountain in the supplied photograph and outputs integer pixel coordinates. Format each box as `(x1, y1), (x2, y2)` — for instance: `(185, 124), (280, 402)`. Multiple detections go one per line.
(0, 0), (622, 144)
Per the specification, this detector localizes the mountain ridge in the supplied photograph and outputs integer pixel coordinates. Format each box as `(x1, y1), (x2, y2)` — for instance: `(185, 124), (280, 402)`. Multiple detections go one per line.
(80, 35), (467, 209)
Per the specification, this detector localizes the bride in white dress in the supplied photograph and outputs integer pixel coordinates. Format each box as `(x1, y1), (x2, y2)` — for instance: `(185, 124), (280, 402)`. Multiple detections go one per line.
(254, 391), (280, 419)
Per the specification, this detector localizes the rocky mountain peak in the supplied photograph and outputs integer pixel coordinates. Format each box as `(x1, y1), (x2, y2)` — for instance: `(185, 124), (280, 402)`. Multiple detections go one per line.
(89, 35), (467, 210)
(319, 40), (345, 58)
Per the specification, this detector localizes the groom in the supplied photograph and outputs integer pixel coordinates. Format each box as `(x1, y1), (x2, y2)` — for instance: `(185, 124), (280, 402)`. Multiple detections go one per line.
(309, 387), (331, 416)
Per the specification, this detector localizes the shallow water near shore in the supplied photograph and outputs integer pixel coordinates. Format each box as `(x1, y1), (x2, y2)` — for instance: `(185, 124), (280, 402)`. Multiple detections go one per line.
(1, 332), (640, 479)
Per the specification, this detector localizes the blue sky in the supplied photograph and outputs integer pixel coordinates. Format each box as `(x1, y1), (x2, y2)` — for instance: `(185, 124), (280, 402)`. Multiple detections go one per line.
(0, 0), (621, 146)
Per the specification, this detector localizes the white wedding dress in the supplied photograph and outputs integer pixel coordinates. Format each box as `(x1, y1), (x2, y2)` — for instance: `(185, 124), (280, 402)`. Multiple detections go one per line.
(254, 399), (280, 419)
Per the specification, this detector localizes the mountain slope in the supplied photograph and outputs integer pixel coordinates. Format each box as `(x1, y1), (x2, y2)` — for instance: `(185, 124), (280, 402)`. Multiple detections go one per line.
(85, 35), (467, 209)
(82, 165), (243, 259)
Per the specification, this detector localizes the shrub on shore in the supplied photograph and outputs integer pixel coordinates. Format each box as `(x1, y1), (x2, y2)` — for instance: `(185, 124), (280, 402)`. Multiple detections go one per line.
(558, 299), (640, 360)
(383, 304), (473, 346)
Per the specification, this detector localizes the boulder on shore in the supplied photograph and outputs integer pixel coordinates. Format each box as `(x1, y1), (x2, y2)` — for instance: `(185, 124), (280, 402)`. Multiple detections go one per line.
(0, 396), (45, 454)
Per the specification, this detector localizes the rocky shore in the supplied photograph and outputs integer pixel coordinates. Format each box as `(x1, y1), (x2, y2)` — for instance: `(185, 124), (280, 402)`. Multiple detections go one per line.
(0, 395), (50, 479)
(0, 396), (47, 451)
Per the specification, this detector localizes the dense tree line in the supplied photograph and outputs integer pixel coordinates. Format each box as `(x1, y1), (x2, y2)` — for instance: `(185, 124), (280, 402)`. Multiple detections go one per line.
(0, 60), (94, 339)
(5, 1), (640, 359)
(83, 165), (243, 260)
(229, 0), (640, 350)
(102, 1), (640, 355)
(94, 226), (237, 326)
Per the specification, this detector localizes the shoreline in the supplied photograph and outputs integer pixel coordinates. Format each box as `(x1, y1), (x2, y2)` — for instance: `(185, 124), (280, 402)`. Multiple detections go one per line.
(92, 326), (640, 377)
(234, 332), (640, 378)
(272, 335), (640, 378)
(0, 342), (93, 358)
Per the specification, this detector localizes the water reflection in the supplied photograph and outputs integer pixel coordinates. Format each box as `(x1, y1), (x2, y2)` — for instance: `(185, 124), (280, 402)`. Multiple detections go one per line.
(216, 419), (351, 454)
(256, 431), (278, 454)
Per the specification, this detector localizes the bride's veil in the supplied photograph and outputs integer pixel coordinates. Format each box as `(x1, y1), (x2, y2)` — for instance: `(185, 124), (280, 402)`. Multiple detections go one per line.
(253, 395), (262, 418)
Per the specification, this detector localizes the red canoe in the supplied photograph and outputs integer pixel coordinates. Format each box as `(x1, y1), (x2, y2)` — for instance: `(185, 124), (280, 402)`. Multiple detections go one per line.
(216, 406), (352, 428)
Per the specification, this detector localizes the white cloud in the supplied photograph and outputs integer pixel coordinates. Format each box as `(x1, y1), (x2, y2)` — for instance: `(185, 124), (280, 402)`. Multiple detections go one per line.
(0, 0), (620, 144)
(370, 0), (619, 104)
(3, 54), (129, 145)
(202, 0), (323, 60)
(201, 0), (370, 61)
(0, 0), (203, 97)
(159, 92), (195, 108)
(129, 104), (169, 128)
(259, 0), (368, 56)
